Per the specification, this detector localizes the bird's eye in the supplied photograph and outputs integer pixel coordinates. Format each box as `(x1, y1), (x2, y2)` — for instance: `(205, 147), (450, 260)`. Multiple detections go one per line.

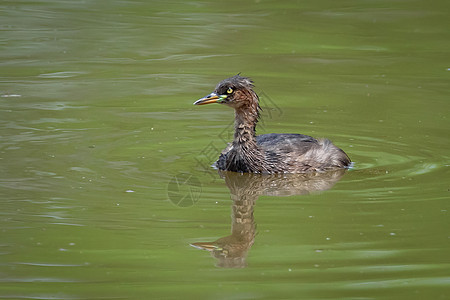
(227, 87), (233, 94)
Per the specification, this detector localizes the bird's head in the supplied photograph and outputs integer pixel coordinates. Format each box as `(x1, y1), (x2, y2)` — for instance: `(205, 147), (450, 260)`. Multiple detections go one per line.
(194, 75), (258, 110)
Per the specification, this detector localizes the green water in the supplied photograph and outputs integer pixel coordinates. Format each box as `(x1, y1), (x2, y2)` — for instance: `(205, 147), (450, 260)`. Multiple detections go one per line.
(1, 1), (449, 299)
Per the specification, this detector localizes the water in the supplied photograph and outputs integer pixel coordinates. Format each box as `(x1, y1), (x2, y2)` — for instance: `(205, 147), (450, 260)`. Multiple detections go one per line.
(1, 1), (449, 299)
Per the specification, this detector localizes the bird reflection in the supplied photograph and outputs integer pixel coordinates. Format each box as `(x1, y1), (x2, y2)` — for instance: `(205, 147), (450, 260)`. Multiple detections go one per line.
(191, 169), (346, 268)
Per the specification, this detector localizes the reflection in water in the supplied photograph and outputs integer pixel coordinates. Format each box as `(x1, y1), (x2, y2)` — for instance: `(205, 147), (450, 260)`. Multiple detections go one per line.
(191, 170), (346, 268)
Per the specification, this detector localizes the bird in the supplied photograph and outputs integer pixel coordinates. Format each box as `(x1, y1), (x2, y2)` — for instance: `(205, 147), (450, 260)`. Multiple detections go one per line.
(193, 75), (351, 174)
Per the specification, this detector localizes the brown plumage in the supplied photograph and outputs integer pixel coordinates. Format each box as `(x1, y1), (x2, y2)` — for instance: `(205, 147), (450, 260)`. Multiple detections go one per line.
(194, 75), (351, 174)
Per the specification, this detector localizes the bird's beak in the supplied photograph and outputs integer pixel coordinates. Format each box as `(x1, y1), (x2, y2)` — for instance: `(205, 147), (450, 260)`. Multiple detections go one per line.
(190, 242), (221, 251)
(193, 93), (227, 105)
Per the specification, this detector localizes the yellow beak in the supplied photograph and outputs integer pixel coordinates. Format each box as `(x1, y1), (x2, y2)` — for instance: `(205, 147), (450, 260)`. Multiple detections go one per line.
(193, 93), (226, 105)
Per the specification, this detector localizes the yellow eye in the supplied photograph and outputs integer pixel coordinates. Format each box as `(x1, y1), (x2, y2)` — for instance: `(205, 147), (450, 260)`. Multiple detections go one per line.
(227, 87), (233, 94)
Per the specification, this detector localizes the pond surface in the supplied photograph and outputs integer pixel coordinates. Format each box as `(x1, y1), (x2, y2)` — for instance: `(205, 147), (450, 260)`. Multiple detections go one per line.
(1, 1), (449, 299)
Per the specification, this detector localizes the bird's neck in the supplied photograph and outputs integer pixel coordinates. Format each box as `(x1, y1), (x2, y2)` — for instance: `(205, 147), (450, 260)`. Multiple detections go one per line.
(233, 93), (260, 147)
(233, 111), (258, 146)
(226, 92), (270, 173)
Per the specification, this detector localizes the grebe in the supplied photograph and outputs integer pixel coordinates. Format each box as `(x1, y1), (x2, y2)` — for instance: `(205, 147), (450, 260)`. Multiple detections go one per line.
(194, 75), (350, 173)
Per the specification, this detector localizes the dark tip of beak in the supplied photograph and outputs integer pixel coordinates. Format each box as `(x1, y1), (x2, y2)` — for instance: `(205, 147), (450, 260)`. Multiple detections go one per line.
(193, 93), (220, 105)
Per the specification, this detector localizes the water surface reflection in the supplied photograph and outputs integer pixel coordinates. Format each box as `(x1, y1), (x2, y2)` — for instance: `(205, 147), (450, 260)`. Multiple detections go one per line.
(191, 170), (346, 268)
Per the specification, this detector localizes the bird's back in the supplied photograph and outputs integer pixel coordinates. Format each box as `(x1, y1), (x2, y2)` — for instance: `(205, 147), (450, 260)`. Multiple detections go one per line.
(217, 133), (350, 173)
(256, 133), (317, 155)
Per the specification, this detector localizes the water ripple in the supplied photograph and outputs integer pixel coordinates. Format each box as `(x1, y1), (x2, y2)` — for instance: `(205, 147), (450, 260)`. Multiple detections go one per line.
(15, 262), (88, 267)
(38, 71), (88, 79)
